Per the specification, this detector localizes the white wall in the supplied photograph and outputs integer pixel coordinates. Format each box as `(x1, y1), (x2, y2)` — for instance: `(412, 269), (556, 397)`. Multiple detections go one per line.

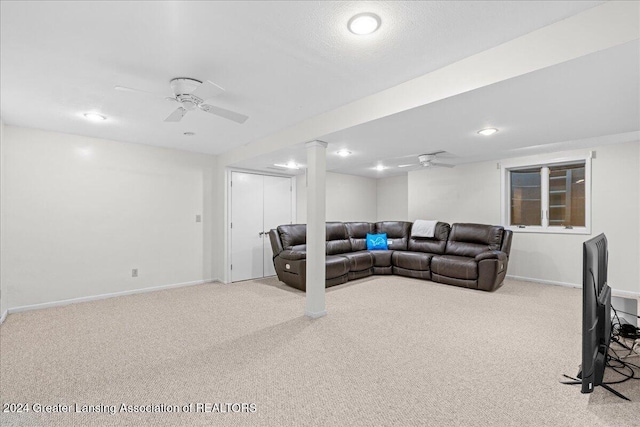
(408, 141), (640, 294)
(0, 118), (6, 316)
(296, 172), (377, 223)
(376, 174), (408, 221)
(1, 126), (218, 309)
(294, 171), (408, 223)
(409, 160), (501, 225)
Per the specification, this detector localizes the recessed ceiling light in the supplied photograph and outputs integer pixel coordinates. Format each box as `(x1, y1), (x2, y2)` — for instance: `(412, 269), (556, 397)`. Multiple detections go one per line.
(336, 150), (352, 157)
(274, 162), (300, 170)
(183, 132), (195, 136)
(348, 13), (381, 35)
(83, 113), (106, 122)
(375, 164), (385, 171)
(477, 128), (498, 136)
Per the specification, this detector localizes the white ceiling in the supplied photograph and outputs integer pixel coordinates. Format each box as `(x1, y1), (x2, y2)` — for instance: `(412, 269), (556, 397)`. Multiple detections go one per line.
(1, 1), (606, 158)
(235, 39), (639, 178)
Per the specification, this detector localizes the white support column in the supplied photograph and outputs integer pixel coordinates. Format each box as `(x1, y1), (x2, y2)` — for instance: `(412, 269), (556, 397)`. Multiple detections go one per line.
(305, 140), (327, 319)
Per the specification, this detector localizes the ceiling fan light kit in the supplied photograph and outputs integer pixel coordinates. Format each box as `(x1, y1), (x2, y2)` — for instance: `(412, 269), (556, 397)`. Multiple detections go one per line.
(274, 162), (300, 170)
(169, 78), (202, 97)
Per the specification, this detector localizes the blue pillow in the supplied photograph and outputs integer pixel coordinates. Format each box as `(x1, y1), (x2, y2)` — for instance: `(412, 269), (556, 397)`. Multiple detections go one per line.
(366, 233), (388, 250)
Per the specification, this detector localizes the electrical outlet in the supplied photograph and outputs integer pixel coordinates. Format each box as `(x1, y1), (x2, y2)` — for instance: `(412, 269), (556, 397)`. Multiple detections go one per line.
(195, 214), (202, 223)
(132, 269), (138, 277)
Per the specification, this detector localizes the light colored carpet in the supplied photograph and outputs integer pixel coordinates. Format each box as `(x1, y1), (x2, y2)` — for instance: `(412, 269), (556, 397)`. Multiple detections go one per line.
(0, 277), (638, 427)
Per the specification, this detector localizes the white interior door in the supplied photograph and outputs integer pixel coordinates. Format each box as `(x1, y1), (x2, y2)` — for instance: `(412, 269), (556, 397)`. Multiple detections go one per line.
(230, 172), (293, 282)
(263, 175), (293, 277)
(231, 172), (264, 282)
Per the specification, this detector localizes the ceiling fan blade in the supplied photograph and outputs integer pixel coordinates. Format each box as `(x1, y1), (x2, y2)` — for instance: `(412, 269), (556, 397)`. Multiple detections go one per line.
(114, 85), (167, 98)
(398, 164), (418, 168)
(402, 165), (424, 171)
(191, 80), (225, 101)
(164, 107), (188, 122)
(432, 162), (455, 168)
(200, 104), (249, 124)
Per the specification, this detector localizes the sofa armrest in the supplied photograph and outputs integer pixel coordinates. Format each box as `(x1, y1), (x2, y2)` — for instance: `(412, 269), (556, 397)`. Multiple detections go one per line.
(476, 250), (509, 292)
(501, 230), (513, 257)
(279, 250), (307, 261)
(475, 250), (507, 262)
(269, 229), (284, 258)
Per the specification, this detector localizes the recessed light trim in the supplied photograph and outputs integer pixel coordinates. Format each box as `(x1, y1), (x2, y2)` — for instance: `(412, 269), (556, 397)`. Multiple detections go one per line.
(84, 113), (106, 122)
(477, 128), (498, 136)
(348, 13), (381, 35)
(274, 162), (300, 170)
(336, 150), (352, 157)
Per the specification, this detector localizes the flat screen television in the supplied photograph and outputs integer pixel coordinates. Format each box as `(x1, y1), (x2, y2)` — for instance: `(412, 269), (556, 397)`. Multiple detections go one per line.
(580, 233), (612, 394)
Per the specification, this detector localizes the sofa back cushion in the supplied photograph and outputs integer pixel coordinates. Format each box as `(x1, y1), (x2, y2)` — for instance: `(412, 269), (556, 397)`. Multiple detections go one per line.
(326, 222), (352, 255)
(278, 224), (307, 251)
(408, 222), (450, 254)
(345, 222), (375, 251)
(375, 221), (411, 250)
(277, 222), (353, 254)
(445, 223), (504, 257)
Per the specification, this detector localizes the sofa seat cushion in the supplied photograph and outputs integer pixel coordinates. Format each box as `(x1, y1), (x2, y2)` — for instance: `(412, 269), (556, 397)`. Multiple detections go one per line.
(431, 255), (478, 280)
(371, 250), (393, 267)
(392, 251), (433, 271)
(326, 255), (350, 279)
(340, 251), (374, 272)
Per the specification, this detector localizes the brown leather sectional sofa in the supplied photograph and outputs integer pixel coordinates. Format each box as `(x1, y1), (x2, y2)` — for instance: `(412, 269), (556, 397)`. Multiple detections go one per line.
(268, 221), (513, 292)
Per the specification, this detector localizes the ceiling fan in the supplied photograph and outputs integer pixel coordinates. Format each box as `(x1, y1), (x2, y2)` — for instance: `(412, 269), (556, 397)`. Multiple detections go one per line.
(398, 151), (455, 169)
(115, 77), (249, 124)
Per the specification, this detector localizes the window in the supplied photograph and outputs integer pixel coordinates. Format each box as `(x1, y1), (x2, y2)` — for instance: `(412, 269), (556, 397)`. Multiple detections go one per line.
(548, 164), (586, 227)
(501, 155), (591, 234)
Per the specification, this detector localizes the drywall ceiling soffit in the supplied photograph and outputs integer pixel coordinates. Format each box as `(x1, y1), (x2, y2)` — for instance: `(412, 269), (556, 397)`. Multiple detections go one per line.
(0, 1), (605, 155)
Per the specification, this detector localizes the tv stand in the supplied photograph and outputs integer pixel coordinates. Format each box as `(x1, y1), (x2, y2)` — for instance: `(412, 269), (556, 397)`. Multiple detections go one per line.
(560, 373), (630, 401)
(599, 383), (630, 401)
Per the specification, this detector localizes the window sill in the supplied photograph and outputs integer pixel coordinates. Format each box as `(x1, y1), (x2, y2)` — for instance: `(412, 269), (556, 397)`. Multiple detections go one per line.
(507, 226), (590, 235)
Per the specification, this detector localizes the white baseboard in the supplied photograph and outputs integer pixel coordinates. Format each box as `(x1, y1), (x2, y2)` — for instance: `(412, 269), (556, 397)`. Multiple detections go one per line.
(506, 275), (580, 289)
(3, 278), (221, 319)
(305, 309), (327, 319)
(506, 275), (640, 298)
(0, 310), (7, 325)
(609, 288), (640, 299)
